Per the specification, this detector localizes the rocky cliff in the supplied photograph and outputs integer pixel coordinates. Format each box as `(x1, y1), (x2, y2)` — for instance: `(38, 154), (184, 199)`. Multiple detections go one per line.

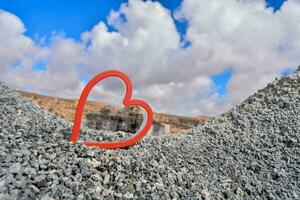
(85, 105), (206, 135)
(18, 91), (209, 135)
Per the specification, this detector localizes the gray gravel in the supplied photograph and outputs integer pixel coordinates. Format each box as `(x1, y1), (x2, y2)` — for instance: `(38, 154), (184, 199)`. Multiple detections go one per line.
(0, 67), (299, 200)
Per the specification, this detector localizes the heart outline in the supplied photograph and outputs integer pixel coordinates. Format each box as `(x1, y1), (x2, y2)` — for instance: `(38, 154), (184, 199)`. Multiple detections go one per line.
(70, 70), (153, 149)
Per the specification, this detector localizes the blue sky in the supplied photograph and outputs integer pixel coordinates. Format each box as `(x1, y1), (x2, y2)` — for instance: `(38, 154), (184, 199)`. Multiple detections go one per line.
(0, 0), (286, 96)
(211, 68), (233, 96)
(1, 0), (296, 116)
(0, 0), (126, 41)
(266, 0), (286, 11)
(0, 0), (285, 40)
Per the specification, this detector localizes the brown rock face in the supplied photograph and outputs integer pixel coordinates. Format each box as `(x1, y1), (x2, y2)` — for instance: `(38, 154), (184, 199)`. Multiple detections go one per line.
(85, 106), (208, 136)
(85, 105), (144, 133)
(18, 91), (108, 122)
(18, 91), (209, 135)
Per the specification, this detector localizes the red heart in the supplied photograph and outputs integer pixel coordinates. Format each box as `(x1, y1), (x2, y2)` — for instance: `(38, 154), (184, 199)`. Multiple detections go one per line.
(70, 70), (154, 149)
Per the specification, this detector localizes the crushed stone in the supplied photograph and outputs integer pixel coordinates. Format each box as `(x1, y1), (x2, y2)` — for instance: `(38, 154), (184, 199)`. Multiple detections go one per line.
(0, 67), (299, 199)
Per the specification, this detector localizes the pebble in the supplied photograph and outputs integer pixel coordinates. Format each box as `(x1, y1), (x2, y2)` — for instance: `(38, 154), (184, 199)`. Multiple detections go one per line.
(0, 67), (299, 199)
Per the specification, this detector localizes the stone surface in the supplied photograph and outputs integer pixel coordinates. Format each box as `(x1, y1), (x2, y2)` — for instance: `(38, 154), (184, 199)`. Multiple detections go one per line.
(86, 105), (183, 136)
(19, 91), (208, 135)
(0, 67), (299, 199)
(86, 105), (144, 134)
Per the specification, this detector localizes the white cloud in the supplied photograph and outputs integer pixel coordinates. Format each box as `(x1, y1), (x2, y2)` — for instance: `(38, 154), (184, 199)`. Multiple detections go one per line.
(0, 9), (85, 97)
(82, 0), (180, 85)
(0, 10), (41, 75)
(176, 0), (300, 106)
(137, 75), (214, 114)
(0, 0), (300, 116)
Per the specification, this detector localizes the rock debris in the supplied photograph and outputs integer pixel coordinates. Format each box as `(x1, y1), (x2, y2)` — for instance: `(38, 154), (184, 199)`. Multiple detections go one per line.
(0, 67), (299, 199)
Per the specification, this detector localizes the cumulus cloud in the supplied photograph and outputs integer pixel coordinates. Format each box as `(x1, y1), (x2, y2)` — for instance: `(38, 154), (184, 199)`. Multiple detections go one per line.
(0, 0), (299, 116)
(0, 9), (86, 98)
(0, 10), (43, 76)
(177, 0), (300, 105)
(82, 0), (180, 85)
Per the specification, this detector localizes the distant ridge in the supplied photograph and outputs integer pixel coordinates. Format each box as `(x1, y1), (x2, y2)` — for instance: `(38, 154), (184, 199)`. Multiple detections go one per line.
(18, 91), (209, 134)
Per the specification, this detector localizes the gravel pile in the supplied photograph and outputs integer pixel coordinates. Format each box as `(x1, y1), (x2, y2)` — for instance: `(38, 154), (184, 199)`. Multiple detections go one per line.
(0, 67), (299, 200)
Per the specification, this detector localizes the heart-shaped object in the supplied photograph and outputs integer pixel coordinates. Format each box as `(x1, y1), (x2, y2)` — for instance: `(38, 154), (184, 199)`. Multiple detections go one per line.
(70, 70), (153, 149)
